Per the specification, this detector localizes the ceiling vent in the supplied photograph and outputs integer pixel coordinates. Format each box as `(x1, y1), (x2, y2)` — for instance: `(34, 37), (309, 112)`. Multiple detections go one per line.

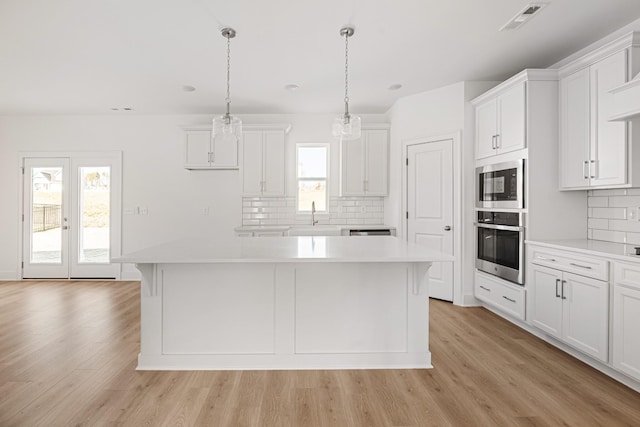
(500, 3), (548, 31)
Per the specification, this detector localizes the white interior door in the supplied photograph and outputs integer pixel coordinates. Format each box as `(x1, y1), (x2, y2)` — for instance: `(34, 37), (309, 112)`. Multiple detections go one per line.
(22, 154), (121, 279)
(407, 140), (454, 301)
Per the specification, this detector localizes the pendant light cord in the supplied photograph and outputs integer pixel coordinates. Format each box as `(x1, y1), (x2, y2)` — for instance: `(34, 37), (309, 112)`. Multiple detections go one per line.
(344, 31), (350, 116)
(226, 33), (231, 115)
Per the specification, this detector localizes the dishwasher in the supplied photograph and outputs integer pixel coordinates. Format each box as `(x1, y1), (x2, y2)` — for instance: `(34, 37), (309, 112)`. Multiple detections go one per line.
(348, 228), (394, 236)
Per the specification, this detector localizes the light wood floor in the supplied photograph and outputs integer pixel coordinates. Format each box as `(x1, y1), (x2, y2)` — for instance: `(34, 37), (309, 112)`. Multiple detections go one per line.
(1, 281), (639, 426)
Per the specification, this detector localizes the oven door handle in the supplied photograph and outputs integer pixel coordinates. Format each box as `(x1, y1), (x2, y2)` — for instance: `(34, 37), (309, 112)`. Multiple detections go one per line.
(474, 223), (524, 232)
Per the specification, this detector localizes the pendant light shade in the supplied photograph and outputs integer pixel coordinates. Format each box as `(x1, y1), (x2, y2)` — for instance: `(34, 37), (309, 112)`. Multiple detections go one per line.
(332, 26), (361, 140)
(212, 27), (242, 141)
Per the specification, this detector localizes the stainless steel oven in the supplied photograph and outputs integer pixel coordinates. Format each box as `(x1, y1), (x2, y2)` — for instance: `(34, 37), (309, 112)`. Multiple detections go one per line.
(476, 159), (524, 209)
(475, 211), (525, 285)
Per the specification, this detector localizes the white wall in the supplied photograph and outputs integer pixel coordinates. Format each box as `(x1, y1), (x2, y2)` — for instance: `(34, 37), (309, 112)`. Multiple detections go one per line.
(385, 81), (497, 306)
(0, 113), (386, 279)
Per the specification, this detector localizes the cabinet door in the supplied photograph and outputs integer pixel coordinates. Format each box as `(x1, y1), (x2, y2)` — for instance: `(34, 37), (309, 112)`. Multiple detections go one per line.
(364, 129), (388, 195)
(496, 83), (526, 154)
(475, 98), (497, 159)
(530, 265), (563, 339)
(184, 130), (212, 168)
(341, 136), (365, 196)
(559, 68), (591, 189)
(211, 131), (239, 168)
(241, 131), (264, 195)
(562, 272), (609, 362)
(590, 50), (628, 187)
(262, 131), (285, 196)
(613, 285), (640, 381)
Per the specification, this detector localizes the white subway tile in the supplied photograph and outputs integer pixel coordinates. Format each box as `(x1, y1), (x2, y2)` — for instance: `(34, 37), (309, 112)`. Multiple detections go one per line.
(590, 208), (627, 219)
(627, 188), (640, 196)
(587, 229), (593, 239)
(590, 189), (627, 196)
(588, 197), (609, 207)
(587, 218), (609, 230)
(591, 229), (626, 243)
(587, 208), (593, 217)
(625, 232), (640, 245)
(609, 219), (640, 233)
(609, 196), (640, 207)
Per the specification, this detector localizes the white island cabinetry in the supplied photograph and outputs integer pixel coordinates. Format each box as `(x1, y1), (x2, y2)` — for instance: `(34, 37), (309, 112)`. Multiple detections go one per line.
(115, 236), (450, 370)
(613, 262), (640, 382)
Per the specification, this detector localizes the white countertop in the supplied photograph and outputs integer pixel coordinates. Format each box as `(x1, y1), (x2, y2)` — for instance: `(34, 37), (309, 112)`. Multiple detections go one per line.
(526, 239), (640, 263)
(114, 236), (452, 264)
(234, 224), (396, 232)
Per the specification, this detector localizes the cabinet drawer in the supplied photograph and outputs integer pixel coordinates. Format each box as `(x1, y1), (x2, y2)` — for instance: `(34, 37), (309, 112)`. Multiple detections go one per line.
(530, 247), (608, 281)
(614, 261), (640, 291)
(475, 272), (525, 320)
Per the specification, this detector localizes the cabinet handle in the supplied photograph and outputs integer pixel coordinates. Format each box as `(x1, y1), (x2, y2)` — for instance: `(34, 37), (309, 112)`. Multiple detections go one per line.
(502, 296), (516, 303)
(561, 280), (567, 300)
(495, 134), (501, 148)
(590, 160), (596, 179)
(537, 256), (556, 262)
(583, 161), (589, 179)
(491, 135), (496, 149)
(479, 285), (491, 292)
(569, 262), (592, 270)
(363, 180), (369, 192)
(555, 278), (561, 298)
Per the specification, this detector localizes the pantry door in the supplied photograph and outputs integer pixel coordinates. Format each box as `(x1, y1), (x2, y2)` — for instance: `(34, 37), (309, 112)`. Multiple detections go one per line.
(406, 139), (454, 301)
(22, 154), (121, 279)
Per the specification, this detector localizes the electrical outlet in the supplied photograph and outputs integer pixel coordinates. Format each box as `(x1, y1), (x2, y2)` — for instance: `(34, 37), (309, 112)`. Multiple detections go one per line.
(123, 207), (135, 215)
(204, 207), (210, 216)
(139, 207), (148, 215)
(361, 206), (366, 213)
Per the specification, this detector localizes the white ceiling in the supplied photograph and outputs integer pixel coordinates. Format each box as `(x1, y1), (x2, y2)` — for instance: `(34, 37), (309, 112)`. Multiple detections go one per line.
(2, 0), (640, 115)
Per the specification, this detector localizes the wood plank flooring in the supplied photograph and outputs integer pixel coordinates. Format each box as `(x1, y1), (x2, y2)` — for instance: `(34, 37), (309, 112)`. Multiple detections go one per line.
(1, 280), (639, 426)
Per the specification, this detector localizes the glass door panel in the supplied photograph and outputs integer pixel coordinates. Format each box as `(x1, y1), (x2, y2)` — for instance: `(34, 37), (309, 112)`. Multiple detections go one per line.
(69, 158), (120, 279)
(78, 166), (110, 264)
(22, 158), (70, 278)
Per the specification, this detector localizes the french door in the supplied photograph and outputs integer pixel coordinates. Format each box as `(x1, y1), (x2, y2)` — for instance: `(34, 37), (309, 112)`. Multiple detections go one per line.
(22, 154), (121, 279)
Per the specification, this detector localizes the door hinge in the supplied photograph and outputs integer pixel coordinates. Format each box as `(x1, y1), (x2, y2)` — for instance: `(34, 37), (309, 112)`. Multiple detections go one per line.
(21, 261), (24, 268)
(406, 158), (409, 166)
(406, 211), (409, 219)
(22, 213), (24, 222)
(21, 167), (25, 175)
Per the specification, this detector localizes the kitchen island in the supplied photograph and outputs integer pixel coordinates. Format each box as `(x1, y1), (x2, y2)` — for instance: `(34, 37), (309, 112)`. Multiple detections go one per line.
(114, 236), (452, 370)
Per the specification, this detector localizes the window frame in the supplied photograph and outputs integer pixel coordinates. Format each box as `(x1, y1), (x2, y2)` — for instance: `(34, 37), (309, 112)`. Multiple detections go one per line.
(295, 142), (330, 213)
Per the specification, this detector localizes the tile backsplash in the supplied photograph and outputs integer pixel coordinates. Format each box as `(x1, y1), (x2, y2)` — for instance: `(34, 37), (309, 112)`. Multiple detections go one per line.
(242, 196), (384, 226)
(588, 188), (640, 244)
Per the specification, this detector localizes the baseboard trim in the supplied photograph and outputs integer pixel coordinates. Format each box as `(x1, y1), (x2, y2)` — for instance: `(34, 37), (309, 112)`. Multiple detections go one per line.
(0, 271), (19, 281)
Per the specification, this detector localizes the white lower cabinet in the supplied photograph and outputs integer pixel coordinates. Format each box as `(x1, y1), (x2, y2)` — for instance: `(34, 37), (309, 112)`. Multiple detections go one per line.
(529, 263), (609, 362)
(613, 262), (640, 382)
(474, 271), (525, 320)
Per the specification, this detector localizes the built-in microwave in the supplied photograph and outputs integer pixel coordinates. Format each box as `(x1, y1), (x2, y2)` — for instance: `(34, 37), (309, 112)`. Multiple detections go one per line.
(476, 159), (524, 209)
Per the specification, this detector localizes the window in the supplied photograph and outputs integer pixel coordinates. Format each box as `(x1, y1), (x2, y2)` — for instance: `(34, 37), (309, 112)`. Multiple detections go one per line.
(296, 143), (328, 212)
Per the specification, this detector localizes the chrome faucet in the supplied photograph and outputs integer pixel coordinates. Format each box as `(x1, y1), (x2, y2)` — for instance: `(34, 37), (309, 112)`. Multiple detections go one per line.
(311, 201), (319, 226)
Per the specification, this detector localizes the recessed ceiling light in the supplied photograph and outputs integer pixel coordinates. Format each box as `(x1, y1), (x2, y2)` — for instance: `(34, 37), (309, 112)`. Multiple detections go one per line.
(123, 107), (133, 111)
(110, 107), (134, 111)
(182, 85), (196, 92)
(284, 84), (300, 91)
(388, 84), (403, 91)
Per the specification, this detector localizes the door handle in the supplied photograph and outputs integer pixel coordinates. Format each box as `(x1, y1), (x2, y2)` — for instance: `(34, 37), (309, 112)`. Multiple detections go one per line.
(62, 225), (69, 230)
(444, 226), (451, 231)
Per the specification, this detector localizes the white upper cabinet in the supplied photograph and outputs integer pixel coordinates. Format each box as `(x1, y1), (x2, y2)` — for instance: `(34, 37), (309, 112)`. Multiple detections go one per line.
(474, 82), (526, 159)
(182, 126), (239, 170)
(340, 127), (389, 196)
(240, 126), (287, 196)
(559, 32), (640, 190)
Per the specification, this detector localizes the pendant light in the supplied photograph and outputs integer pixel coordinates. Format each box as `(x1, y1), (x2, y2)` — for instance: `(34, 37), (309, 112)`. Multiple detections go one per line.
(332, 26), (361, 140)
(212, 27), (242, 141)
